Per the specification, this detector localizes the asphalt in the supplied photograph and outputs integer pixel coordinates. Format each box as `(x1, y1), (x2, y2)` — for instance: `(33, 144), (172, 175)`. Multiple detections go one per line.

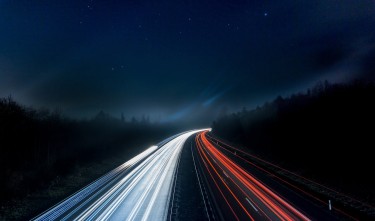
(168, 136), (214, 221)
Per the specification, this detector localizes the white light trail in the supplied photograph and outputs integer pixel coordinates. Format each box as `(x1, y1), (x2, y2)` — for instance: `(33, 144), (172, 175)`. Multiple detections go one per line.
(33, 129), (208, 221)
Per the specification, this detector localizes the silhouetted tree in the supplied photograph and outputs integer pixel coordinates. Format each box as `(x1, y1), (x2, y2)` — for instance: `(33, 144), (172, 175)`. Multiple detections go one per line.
(0, 98), (178, 205)
(211, 80), (375, 202)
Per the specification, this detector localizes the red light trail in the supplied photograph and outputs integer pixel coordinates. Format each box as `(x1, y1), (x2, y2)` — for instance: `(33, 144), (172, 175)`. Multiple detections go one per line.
(195, 131), (311, 221)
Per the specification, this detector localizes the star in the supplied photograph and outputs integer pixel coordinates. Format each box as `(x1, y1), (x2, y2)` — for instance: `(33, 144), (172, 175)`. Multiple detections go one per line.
(264, 12), (268, 17)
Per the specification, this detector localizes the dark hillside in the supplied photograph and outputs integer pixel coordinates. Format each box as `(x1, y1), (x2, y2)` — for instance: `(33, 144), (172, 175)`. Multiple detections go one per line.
(0, 97), (177, 207)
(212, 81), (375, 205)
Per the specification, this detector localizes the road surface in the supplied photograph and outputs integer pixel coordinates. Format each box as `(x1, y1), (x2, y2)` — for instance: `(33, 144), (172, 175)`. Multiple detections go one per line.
(191, 131), (358, 221)
(194, 131), (313, 220)
(33, 129), (206, 221)
(34, 129), (357, 220)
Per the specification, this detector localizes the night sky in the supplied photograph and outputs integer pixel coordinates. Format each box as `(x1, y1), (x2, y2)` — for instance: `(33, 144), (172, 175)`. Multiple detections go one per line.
(1, 0), (374, 125)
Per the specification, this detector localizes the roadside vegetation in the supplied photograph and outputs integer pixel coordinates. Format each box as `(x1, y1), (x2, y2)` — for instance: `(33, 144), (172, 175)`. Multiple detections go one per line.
(212, 80), (375, 216)
(0, 98), (178, 220)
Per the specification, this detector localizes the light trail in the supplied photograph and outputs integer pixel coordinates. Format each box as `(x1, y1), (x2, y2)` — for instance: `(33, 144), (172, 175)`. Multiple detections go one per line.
(195, 131), (311, 221)
(206, 133), (373, 209)
(205, 133), (363, 220)
(31, 128), (350, 221)
(33, 129), (207, 221)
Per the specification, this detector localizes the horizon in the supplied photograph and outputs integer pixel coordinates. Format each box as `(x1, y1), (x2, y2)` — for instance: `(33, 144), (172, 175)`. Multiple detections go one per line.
(1, 1), (374, 125)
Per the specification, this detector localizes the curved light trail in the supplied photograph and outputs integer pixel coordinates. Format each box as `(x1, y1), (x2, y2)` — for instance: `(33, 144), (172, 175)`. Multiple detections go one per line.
(32, 129), (352, 220)
(33, 129), (207, 221)
(195, 131), (311, 221)
(204, 133), (363, 220)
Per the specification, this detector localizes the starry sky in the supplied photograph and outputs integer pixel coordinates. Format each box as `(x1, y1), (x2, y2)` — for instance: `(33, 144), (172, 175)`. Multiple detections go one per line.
(0, 0), (374, 125)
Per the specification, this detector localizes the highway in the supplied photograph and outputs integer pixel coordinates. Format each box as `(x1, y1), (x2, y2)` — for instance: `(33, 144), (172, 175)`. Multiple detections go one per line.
(194, 131), (312, 221)
(191, 131), (359, 221)
(33, 129), (356, 221)
(33, 129), (206, 221)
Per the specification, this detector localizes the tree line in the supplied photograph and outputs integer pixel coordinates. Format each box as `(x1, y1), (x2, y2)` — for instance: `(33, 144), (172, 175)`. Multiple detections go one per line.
(211, 80), (375, 203)
(0, 97), (177, 202)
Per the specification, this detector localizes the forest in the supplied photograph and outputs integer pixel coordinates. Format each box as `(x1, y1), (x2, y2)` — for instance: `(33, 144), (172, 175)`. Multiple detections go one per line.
(212, 80), (375, 205)
(0, 97), (177, 208)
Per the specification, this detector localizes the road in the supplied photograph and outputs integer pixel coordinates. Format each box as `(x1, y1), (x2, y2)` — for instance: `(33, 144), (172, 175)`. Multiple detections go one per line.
(34, 129), (353, 221)
(33, 129), (206, 221)
(192, 131), (356, 221)
(194, 131), (313, 220)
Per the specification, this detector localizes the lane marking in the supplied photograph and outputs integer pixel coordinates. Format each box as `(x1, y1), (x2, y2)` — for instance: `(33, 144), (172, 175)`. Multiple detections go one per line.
(223, 171), (229, 178)
(191, 142), (211, 221)
(246, 198), (259, 212)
